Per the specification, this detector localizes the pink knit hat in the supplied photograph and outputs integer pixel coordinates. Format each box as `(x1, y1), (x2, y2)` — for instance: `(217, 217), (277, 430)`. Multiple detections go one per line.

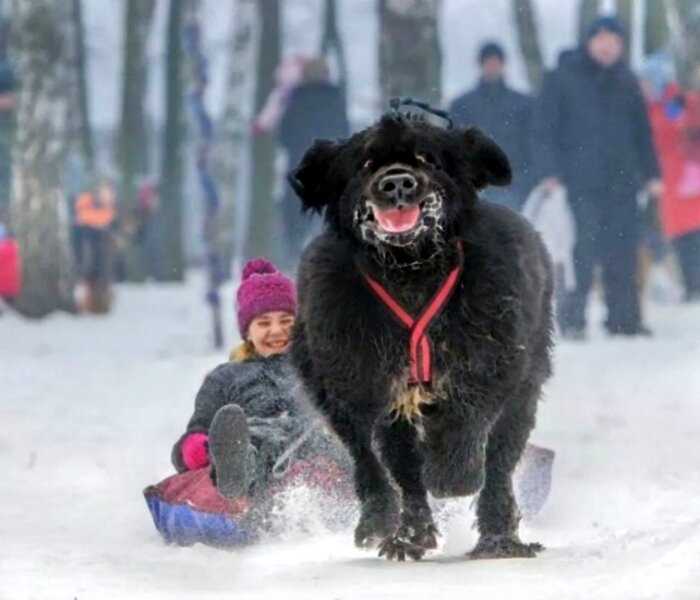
(236, 258), (297, 337)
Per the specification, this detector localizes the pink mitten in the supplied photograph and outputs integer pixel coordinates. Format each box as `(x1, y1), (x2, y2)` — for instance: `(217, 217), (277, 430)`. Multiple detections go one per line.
(181, 432), (210, 470)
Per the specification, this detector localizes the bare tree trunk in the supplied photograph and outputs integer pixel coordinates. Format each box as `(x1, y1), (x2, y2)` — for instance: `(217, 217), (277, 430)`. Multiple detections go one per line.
(320, 0), (348, 103)
(512, 0), (544, 91)
(645, 0), (669, 55)
(160, 0), (186, 281)
(378, 0), (442, 108)
(665, 0), (700, 90)
(117, 0), (156, 281)
(616, 0), (633, 38)
(612, 0), (640, 65)
(71, 0), (94, 177)
(214, 0), (256, 275)
(578, 0), (599, 43)
(247, 0), (280, 261)
(9, 0), (76, 317)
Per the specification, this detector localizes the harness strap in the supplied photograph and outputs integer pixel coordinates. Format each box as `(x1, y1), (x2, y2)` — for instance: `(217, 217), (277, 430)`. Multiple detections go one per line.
(362, 242), (464, 384)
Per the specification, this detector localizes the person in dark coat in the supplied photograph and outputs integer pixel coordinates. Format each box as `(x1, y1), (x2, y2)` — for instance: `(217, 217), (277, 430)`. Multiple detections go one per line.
(532, 16), (662, 338)
(172, 258), (345, 500)
(279, 58), (349, 267)
(449, 41), (534, 209)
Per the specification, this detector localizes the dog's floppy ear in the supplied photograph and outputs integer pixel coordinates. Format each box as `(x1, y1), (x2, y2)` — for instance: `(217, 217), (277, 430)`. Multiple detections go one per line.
(461, 127), (512, 190)
(287, 139), (341, 213)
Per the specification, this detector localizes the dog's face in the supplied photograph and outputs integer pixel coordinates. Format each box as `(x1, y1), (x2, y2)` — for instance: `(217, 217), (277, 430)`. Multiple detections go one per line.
(289, 115), (511, 262)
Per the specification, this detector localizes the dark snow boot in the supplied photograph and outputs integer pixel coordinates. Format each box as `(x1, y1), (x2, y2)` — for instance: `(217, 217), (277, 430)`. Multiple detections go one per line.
(209, 405), (251, 500)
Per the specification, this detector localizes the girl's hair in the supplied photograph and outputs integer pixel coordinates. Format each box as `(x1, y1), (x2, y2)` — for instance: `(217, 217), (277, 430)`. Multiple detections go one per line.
(229, 340), (257, 363)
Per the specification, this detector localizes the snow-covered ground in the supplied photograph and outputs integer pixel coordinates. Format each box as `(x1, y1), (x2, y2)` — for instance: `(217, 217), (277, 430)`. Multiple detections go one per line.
(2, 273), (699, 599)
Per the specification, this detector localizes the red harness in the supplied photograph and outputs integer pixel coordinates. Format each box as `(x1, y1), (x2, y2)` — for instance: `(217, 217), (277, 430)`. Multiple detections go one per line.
(361, 242), (464, 385)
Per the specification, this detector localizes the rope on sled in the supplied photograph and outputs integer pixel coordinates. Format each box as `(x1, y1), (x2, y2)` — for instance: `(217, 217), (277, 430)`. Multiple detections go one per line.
(183, 2), (225, 348)
(271, 420), (322, 480)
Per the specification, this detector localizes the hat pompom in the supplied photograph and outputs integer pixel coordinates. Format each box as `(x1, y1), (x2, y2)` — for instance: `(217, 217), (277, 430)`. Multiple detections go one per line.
(242, 258), (278, 281)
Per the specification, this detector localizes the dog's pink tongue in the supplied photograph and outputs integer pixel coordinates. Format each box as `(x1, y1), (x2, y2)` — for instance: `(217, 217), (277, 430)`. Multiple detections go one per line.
(373, 206), (420, 233)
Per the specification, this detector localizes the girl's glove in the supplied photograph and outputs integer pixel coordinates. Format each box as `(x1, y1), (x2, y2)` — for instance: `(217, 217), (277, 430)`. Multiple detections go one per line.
(181, 432), (210, 470)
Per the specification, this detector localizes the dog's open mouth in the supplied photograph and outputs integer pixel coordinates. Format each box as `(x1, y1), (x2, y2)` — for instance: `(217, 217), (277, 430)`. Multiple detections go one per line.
(371, 204), (422, 234)
(355, 190), (444, 250)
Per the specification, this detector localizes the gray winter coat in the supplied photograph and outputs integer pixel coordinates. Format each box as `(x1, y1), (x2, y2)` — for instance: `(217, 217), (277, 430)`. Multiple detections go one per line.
(171, 353), (342, 477)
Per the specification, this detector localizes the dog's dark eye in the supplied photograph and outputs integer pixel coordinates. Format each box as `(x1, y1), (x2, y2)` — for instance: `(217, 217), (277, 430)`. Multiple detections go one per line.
(363, 159), (373, 170)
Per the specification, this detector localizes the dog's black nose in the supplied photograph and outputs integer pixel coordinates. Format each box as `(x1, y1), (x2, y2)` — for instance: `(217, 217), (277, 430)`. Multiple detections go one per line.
(377, 170), (418, 205)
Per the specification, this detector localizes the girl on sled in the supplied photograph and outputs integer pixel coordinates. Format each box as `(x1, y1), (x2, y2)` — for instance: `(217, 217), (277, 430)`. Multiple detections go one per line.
(145, 259), (350, 547)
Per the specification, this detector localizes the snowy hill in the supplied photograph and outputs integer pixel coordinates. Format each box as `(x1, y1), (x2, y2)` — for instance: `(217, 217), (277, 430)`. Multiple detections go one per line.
(1, 273), (699, 599)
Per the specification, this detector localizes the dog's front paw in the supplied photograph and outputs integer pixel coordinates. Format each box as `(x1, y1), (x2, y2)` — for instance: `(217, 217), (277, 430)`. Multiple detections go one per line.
(354, 495), (399, 548)
(468, 534), (544, 560)
(378, 520), (439, 561)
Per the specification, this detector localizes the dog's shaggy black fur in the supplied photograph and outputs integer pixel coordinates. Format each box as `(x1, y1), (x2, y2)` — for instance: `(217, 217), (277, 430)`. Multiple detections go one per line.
(289, 114), (554, 561)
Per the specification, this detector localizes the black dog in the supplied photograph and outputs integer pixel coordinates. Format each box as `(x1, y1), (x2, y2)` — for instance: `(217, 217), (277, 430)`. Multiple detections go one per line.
(289, 107), (553, 561)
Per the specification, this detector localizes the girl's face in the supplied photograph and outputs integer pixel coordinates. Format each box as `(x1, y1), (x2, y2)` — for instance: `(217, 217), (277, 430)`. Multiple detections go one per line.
(247, 311), (295, 357)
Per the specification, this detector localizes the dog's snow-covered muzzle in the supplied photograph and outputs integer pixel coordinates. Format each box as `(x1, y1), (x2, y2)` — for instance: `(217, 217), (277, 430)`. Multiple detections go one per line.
(353, 190), (445, 249)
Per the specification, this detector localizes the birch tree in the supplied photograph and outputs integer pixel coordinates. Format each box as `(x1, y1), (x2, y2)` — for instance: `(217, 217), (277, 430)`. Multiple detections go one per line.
(215, 0), (256, 273)
(10, 0), (75, 317)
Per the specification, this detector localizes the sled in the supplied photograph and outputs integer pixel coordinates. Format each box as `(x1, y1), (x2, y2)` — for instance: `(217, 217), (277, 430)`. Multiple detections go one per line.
(144, 457), (352, 548)
(144, 447), (553, 548)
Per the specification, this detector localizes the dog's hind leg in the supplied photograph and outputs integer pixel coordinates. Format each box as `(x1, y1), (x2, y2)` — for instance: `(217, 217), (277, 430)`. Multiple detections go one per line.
(376, 417), (438, 561)
(469, 386), (544, 560)
(421, 405), (492, 499)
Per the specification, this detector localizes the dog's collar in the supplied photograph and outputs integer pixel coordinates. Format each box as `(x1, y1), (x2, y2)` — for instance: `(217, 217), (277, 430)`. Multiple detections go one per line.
(358, 241), (464, 385)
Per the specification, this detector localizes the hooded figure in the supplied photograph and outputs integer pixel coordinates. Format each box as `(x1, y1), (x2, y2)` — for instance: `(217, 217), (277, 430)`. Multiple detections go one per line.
(531, 16), (661, 338)
(449, 41), (534, 209)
